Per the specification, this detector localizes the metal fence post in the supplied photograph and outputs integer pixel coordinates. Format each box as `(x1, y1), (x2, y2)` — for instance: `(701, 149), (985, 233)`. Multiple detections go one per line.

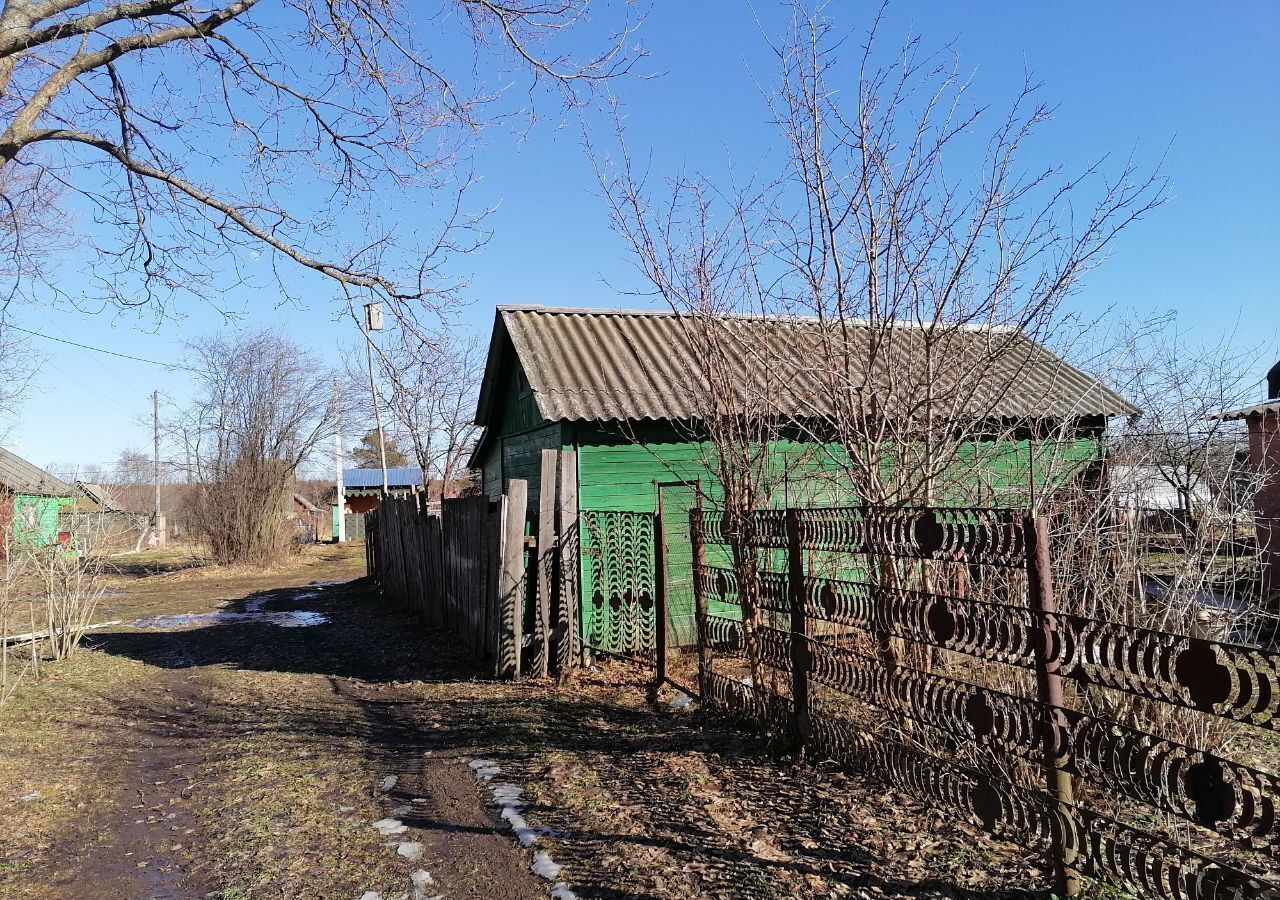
(654, 485), (668, 692)
(691, 499), (710, 701)
(784, 508), (812, 753)
(1025, 514), (1080, 897)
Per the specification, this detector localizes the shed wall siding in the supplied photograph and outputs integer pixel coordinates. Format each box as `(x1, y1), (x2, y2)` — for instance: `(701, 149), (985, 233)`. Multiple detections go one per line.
(497, 424), (562, 511)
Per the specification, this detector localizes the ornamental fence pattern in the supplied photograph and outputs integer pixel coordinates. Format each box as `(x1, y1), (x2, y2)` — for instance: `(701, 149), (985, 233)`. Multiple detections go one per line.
(689, 505), (1279, 900)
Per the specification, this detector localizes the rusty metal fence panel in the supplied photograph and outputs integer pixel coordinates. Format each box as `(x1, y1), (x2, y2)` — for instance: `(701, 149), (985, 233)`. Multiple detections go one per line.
(691, 505), (1280, 899)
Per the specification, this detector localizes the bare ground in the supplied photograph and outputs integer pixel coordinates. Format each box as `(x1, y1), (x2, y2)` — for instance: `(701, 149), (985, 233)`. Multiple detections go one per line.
(0, 543), (1053, 899)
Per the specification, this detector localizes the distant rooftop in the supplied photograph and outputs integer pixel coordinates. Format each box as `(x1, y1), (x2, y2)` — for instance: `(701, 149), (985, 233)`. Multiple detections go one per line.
(0, 447), (73, 496)
(343, 467), (424, 490)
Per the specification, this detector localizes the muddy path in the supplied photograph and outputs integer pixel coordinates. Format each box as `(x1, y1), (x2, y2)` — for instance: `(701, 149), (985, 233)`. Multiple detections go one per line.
(3, 548), (1051, 900)
(16, 579), (547, 900)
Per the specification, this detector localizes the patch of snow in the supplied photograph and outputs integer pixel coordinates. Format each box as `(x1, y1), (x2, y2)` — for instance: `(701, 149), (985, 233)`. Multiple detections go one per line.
(18, 791), (41, 802)
(500, 807), (540, 848)
(396, 842), (424, 861)
(665, 691), (693, 710)
(359, 893), (382, 900)
(468, 758), (501, 779)
(409, 870), (434, 888)
(380, 775), (398, 793)
(130, 609), (327, 630)
(491, 783), (523, 806)
(468, 760), (578, 898)
(372, 817), (408, 836)
(531, 851), (562, 880)
(392, 804), (412, 816)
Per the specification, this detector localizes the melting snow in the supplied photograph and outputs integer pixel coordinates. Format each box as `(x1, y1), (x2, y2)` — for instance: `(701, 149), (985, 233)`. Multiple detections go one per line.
(468, 760), (578, 896)
(531, 851), (562, 880)
(372, 817), (408, 836)
(130, 609), (326, 630)
(380, 775), (398, 793)
(396, 842), (424, 861)
(468, 758), (501, 780)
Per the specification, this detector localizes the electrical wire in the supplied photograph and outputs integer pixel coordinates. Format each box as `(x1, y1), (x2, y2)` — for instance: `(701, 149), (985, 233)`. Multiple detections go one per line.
(3, 323), (204, 373)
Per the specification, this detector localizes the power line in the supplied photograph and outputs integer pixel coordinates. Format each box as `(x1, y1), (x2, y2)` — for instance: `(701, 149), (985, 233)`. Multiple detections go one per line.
(4, 323), (203, 373)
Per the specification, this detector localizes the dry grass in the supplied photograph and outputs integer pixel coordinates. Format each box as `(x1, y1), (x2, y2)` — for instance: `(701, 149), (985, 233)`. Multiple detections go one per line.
(0, 647), (150, 889)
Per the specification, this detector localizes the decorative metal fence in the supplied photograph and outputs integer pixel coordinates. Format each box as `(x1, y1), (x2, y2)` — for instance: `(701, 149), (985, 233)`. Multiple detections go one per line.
(580, 510), (657, 656)
(690, 505), (1280, 899)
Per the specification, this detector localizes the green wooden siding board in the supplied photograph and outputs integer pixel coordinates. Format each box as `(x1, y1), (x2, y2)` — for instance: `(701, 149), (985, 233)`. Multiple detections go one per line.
(570, 424), (1104, 654)
(13, 494), (71, 547)
(500, 423), (562, 512)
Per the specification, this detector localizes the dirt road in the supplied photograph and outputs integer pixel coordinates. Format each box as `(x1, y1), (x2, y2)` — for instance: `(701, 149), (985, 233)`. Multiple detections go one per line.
(0, 544), (1047, 899)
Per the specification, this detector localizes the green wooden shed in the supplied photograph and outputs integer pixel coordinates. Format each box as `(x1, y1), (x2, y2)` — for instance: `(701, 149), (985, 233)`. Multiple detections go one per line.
(470, 305), (1135, 656)
(0, 447), (75, 550)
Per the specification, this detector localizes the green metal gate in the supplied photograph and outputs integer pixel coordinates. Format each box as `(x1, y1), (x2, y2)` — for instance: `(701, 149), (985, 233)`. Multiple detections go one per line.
(580, 510), (656, 656)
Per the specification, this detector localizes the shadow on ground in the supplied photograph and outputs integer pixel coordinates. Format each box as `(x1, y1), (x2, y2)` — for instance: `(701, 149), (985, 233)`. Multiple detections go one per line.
(87, 580), (1049, 900)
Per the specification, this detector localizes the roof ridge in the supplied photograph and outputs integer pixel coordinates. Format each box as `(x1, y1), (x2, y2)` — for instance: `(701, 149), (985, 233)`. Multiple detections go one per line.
(497, 304), (1018, 332)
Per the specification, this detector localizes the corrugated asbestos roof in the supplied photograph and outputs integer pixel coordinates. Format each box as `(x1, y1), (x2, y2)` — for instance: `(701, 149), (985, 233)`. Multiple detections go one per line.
(0, 447), (73, 496)
(1210, 400), (1280, 421)
(343, 467), (423, 489)
(476, 305), (1138, 426)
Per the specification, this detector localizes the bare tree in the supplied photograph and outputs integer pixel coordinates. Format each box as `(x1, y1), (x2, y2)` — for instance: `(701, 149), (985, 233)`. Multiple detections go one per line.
(0, 318), (41, 438)
(181, 328), (334, 563)
(600, 3), (1166, 694)
(0, 0), (640, 323)
(349, 327), (481, 498)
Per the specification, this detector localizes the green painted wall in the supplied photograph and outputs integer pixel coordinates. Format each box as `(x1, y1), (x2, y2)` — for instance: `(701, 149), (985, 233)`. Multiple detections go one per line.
(13, 494), (73, 548)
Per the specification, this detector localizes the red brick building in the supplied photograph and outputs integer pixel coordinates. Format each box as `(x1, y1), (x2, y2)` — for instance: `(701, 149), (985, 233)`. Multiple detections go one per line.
(1216, 361), (1280, 609)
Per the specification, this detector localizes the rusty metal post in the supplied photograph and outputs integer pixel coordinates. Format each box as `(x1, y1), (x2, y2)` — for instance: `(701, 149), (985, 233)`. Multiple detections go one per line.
(1025, 515), (1080, 897)
(691, 499), (711, 701)
(784, 508), (812, 753)
(654, 486), (668, 692)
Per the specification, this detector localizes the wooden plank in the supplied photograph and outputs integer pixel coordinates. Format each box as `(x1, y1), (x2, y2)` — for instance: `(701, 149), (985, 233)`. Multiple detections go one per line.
(556, 450), (580, 675)
(499, 481), (528, 679)
(654, 484), (667, 688)
(536, 449), (557, 679)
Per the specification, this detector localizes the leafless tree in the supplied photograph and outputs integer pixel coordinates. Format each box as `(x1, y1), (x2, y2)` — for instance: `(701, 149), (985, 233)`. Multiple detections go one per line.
(348, 327), (481, 498)
(180, 328), (334, 563)
(0, 0), (641, 324)
(600, 3), (1166, 695)
(0, 319), (41, 438)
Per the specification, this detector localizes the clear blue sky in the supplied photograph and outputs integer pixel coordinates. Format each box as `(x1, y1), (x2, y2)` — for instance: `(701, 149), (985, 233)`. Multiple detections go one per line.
(10, 1), (1278, 476)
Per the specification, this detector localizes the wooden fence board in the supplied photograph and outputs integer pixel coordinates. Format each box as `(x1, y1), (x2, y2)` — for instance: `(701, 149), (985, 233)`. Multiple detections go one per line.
(367, 458), (581, 683)
(556, 450), (580, 675)
(536, 449), (557, 678)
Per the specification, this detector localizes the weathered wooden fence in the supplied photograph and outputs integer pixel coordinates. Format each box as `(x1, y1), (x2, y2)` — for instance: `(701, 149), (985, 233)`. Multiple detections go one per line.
(689, 505), (1280, 900)
(367, 450), (580, 679)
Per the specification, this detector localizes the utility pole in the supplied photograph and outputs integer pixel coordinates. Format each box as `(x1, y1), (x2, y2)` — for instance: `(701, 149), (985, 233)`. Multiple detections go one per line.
(364, 302), (389, 497)
(334, 377), (346, 543)
(152, 390), (165, 545)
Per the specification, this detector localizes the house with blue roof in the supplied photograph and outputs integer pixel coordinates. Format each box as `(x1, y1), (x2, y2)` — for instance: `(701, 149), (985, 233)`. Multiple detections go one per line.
(335, 466), (424, 541)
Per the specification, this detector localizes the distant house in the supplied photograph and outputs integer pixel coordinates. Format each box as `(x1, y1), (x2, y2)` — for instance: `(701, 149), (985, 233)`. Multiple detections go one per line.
(336, 467), (424, 540)
(0, 448), (75, 550)
(74, 480), (123, 513)
(1212, 361), (1280, 608)
(291, 493), (330, 543)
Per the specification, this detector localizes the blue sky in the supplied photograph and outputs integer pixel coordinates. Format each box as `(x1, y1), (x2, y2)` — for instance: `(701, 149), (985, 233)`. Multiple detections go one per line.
(10, 1), (1279, 476)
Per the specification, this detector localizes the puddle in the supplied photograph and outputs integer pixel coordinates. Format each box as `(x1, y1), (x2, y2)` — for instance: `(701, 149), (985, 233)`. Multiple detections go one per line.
(130, 609), (327, 630)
